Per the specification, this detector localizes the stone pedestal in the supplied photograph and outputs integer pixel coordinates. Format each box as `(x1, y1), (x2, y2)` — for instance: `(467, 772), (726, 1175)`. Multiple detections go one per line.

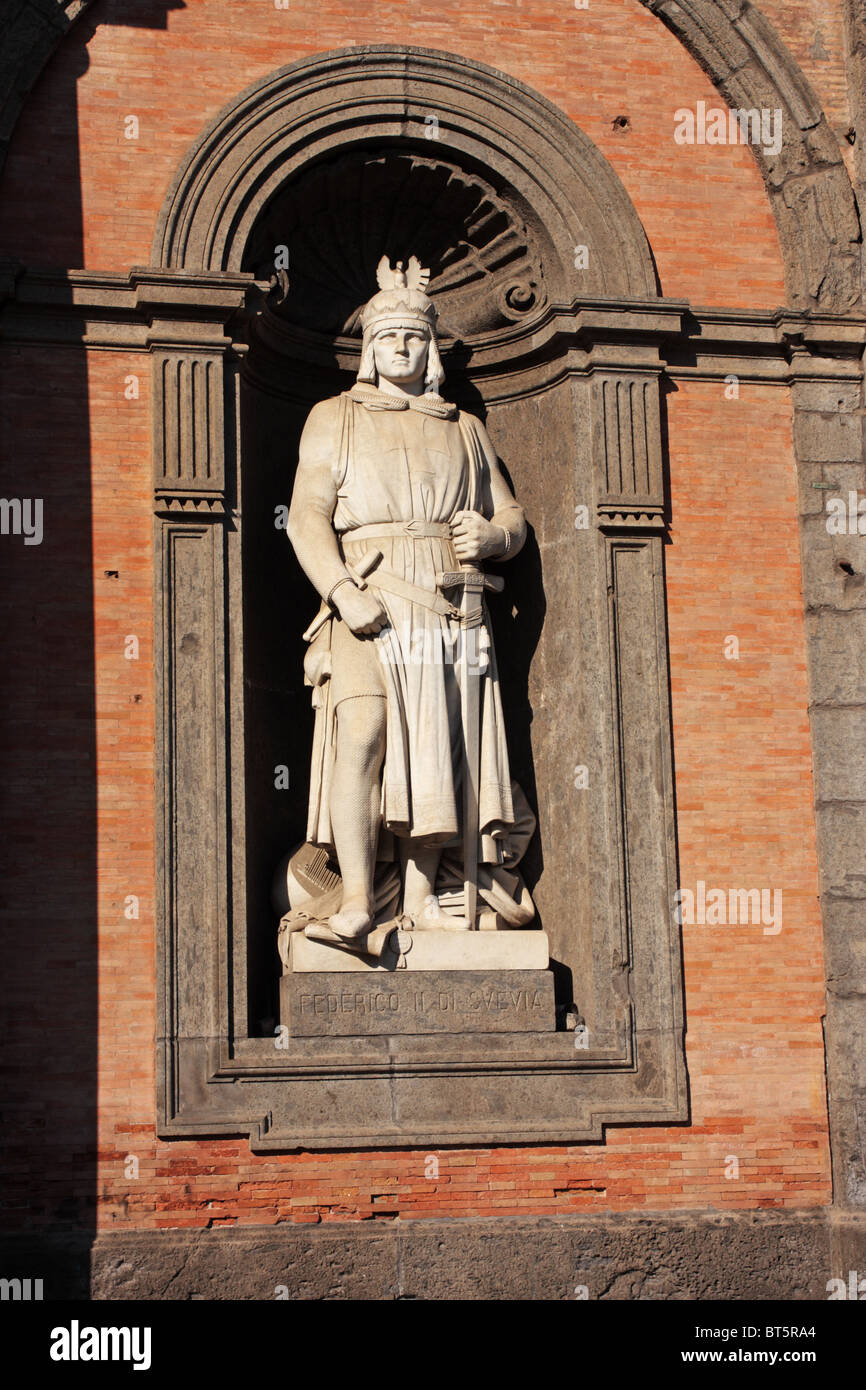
(281, 968), (557, 1037)
(289, 928), (550, 973)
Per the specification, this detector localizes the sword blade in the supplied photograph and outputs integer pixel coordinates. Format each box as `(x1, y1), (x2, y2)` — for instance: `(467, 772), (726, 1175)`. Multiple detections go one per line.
(458, 577), (483, 929)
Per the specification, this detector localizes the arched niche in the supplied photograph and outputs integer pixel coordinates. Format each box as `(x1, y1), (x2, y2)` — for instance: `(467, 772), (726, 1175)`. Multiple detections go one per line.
(154, 45), (658, 300)
(149, 46), (687, 1151)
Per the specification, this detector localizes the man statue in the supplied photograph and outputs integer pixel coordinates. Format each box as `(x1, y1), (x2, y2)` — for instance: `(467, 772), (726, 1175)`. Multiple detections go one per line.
(286, 256), (530, 950)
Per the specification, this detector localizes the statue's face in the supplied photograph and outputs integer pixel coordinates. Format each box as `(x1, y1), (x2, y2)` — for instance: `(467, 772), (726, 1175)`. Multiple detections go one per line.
(372, 325), (429, 388)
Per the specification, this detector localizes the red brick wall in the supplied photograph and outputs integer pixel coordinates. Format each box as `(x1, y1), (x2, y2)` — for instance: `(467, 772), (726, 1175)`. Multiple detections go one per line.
(0, 0), (839, 1230)
(1, 0), (790, 306)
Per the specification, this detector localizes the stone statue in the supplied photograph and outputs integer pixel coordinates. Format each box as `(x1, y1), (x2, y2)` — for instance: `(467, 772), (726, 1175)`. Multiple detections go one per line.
(281, 256), (536, 960)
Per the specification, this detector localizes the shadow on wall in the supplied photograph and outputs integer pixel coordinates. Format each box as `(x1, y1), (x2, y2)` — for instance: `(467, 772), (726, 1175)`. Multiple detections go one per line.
(90, 0), (186, 28)
(0, 0), (187, 1302)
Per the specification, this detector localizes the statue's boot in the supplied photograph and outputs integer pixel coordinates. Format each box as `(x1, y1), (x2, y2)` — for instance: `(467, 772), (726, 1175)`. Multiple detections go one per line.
(328, 905), (374, 940)
(304, 919), (398, 961)
(411, 894), (470, 931)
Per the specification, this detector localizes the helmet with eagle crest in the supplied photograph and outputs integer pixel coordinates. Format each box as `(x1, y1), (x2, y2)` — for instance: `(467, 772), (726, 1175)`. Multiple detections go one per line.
(357, 256), (444, 393)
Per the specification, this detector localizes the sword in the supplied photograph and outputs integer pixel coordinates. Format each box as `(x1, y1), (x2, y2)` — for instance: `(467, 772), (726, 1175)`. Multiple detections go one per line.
(436, 564), (504, 928)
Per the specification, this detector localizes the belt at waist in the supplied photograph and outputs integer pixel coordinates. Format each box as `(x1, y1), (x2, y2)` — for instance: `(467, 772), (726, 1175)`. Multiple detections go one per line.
(343, 521), (452, 542)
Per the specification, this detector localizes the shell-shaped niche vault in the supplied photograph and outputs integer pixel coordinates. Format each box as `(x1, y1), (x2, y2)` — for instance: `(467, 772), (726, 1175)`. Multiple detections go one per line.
(242, 145), (548, 338)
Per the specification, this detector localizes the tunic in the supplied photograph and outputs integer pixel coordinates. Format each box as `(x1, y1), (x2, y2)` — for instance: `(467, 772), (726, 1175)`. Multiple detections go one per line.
(305, 383), (515, 852)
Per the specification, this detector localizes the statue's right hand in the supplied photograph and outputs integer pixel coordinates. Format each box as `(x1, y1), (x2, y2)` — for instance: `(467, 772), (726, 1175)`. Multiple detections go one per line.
(335, 584), (388, 635)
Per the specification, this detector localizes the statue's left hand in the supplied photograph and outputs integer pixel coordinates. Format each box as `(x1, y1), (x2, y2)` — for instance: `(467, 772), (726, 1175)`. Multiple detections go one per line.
(451, 510), (503, 562)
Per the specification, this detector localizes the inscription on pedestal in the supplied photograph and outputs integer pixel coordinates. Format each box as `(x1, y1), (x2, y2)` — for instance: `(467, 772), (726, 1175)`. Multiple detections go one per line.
(281, 970), (557, 1036)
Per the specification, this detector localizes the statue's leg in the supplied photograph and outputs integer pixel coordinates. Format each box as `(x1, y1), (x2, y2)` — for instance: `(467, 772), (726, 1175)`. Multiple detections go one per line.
(401, 840), (471, 931)
(401, 842), (441, 917)
(328, 694), (386, 940)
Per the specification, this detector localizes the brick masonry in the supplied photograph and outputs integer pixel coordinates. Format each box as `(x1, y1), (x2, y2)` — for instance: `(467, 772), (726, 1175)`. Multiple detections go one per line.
(0, 0), (864, 1296)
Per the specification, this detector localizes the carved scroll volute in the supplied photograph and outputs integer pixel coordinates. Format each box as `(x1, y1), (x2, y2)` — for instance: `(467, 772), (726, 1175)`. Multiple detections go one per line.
(592, 372), (665, 530)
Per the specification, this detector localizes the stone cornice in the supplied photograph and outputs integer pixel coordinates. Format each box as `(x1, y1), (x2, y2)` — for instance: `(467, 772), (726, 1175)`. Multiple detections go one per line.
(2, 267), (863, 394)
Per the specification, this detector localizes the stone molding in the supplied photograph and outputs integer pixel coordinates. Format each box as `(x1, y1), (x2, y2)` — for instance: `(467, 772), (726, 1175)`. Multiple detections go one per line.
(2, 265), (863, 386)
(243, 145), (550, 338)
(592, 373), (666, 531)
(153, 46), (658, 304)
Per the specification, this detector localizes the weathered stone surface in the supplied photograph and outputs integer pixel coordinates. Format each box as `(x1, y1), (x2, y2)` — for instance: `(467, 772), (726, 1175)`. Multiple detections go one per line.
(794, 360), (866, 1220)
(799, 513), (866, 613)
(811, 608), (866, 706)
(810, 707), (866, 804)
(795, 382), (862, 414)
(281, 969), (556, 1036)
(825, 1075), (866, 1210)
(842, 0), (866, 241)
(823, 899), (866, 1000)
(823, 916), (866, 1208)
(290, 929), (550, 973)
(831, 1211), (866, 1287)
(794, 406), (863, 464)
(794, 350), (866, 1218)
(815, 806), (866, 898)
(0, 1212), (849, 1300)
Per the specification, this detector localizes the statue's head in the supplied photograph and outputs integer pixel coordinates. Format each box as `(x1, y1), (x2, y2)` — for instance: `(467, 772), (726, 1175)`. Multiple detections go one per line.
(357, 256), (444, 394)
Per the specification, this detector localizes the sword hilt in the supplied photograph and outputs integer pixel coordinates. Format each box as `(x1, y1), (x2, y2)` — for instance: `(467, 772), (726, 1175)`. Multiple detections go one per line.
(436, 568), (505, 594)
